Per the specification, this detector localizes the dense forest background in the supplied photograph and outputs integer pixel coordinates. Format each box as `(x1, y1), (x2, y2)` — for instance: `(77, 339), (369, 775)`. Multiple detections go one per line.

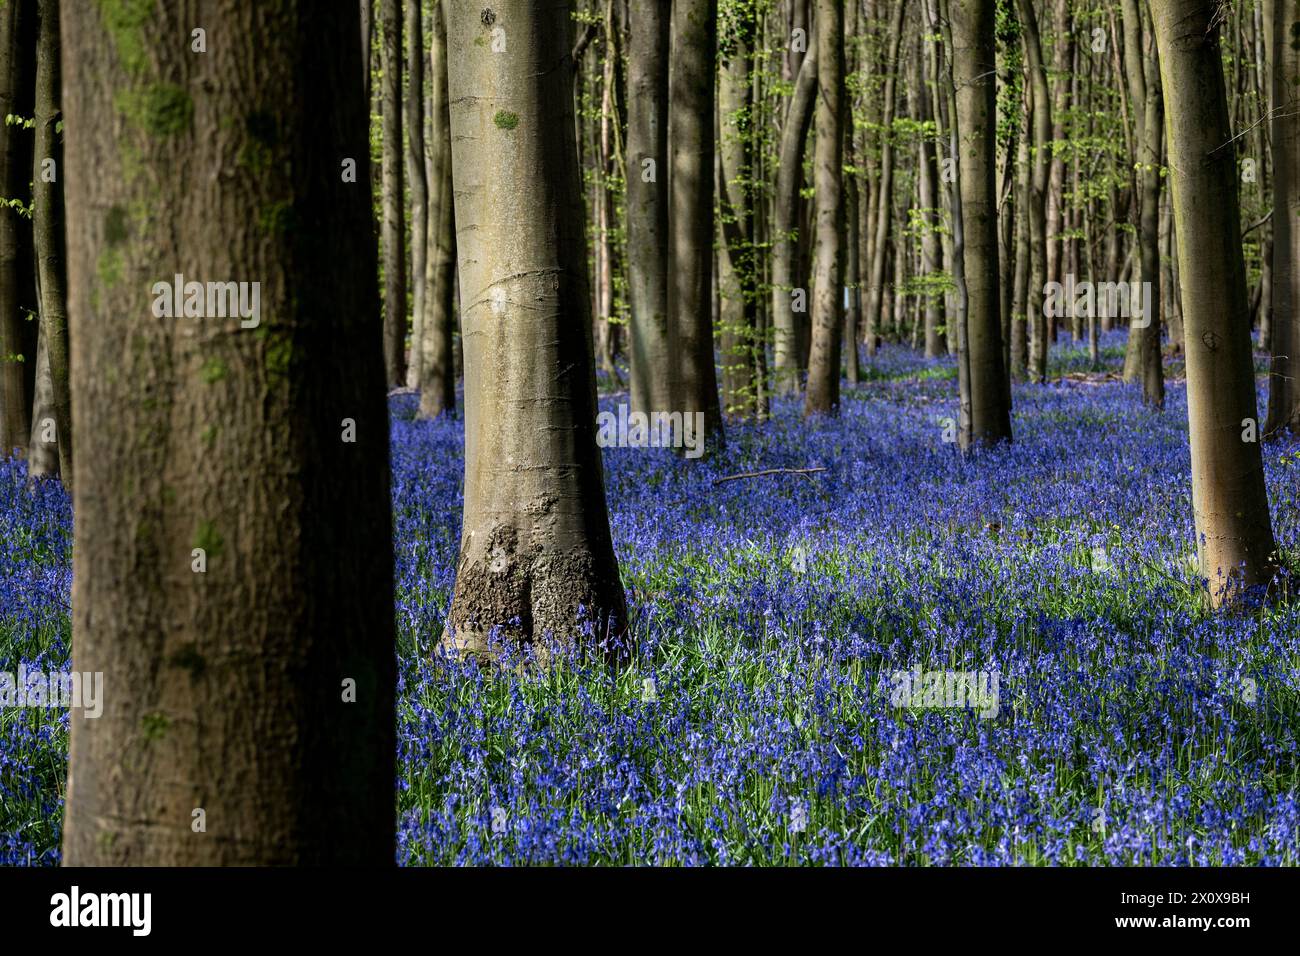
(0, 0), (1297, 867)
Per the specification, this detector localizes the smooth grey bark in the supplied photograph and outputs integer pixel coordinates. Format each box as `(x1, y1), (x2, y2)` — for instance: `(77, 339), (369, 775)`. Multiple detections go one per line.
(627, 0), (673, 416)
(380, 0), (406, 386)
(418, 0), (455, 420)
(31, 0), (68, 483)
(1266, 0), (1300, 436)
(803, 0), (844, 415)
(863, 1), (908, 357)
(772, 41), (818, 395)
(405, 0), (427, 388)
(61, 0), (395, 864)
(27, 325), (56, 477)
(1121, 0), (1165, 407)
(443, 0), (628, 661)
(1150, 0), (1279, 605)
(1017, 0), (1051, 383)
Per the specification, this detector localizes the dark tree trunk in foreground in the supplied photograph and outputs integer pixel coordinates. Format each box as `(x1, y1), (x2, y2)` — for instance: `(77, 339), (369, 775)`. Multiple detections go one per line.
(1151, 0), (1279, 606)
(61, 0), (395, 863)
(803, 0), (844, 415)
(380, 0), (406, 386)
(670, 0), (723, 447)
(443, 0), (627, 662)
(1266, 0), (1300, 437)
(30, 0), (69, 483)
(627, 0), (673, 417)
(952, 0), (1012, 447)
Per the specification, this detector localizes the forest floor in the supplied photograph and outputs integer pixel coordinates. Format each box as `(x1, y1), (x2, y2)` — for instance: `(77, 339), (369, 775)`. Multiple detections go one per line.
(3, 331), (1299, 864)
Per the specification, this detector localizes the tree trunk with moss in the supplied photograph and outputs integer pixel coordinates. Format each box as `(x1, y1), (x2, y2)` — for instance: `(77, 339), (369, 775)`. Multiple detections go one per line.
(380, 0), (406, 386)
(718, 5), (762, 419)
(443, 1), (627, 662)
(60, 0), (395, 864)
(1150, 0), (1279, 605)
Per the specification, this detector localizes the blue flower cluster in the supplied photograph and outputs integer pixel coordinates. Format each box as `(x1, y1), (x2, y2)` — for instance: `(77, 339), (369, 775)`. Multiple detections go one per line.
(3, 331), (1298, 865)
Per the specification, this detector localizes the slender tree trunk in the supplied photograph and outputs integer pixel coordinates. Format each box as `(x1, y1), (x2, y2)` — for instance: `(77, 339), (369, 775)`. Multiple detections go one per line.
(594, 0), (621, 386)
(1121, 0), (1165, 405)
(718, 7), (760, 417)
(1010, 119), (1030, 377)
(0, 0), (34, 460)
(1150, 0), (1279, 605)
(31, 0), (68, 482)
(864, 2), (908, 358)
(772, 42), (818, 396)
(952, 0), (1012, 447)
(804, 0), (844, 415)
(418, 0), (455, 420)
(1266, 0), (1300, 436)
(61, 0), (395, 864)
(361, 0), (373, 100)
(843, 0), (861, 384)
(670, 0), (723, 445)
(405, 0), (427, 388)
(27, 326), (56, 477)
(443, 0), (628, 661)
(380, 0), (406, 386)
(627, 0), (673, 416)
(1017, 0), (1051, 383)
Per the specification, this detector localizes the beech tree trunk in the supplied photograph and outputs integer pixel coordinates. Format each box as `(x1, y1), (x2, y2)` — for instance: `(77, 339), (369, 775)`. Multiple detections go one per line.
(803, 0), (844, 415)
(772, 41), (817, 396)
(61, 0), (395, 864)
(669, 0), (723, 445)
(1266, 0), (1300, 436)
(953, 0), (1012, 447)
(863, 2), (908, 358)
(1121, 0), (1165, 406)
(31, 0), (69, 483)
(380, 0), (406, 386)
(443, 0), (628, 662)
(627, 0), (673, 417)
(0, 0), (34, 461)
(1017, 0), (1051, 383)
(718, 8), (761, 418)
(417, 0), (455, 420)
(405, 0), (427, 388)
(1150, 0), (1279, 605)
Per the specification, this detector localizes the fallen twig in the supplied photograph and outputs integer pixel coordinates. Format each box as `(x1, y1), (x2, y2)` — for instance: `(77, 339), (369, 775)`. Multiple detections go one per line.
(712, 467), (827, 486)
